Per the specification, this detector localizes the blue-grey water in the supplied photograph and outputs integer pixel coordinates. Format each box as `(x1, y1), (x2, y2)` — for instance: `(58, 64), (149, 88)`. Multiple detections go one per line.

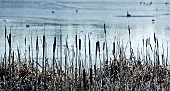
(0, 0), (170, 68)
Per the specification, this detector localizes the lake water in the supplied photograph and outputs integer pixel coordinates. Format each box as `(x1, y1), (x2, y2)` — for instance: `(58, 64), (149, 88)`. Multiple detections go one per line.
(0, 0), (170, 67)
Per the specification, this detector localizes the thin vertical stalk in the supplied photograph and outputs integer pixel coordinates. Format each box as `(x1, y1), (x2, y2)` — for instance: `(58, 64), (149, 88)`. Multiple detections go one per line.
(45, 41), (47, 89)
(30, 32), (34, 91)
(75, 34), (78, 88)
(4, 26), (7, 75)
(12, 51), (14, 76)
(84, 35), (86, 69)
(79, 38), (81, 89)
(60, 28), (62, 76)
(52, 36), (56, 90)
(83, 68), (86, 91)
(42, 34), (45, 74)
(7, 31), (11, 88)
(64, 36), (68, 90)
(4, 26), (7, 89)
(35, 36), (39, 91)
(25, 37), (27, 63)
(71, 45), (75, 91)
(88, 33), (92, 90)
(83, 35), (86, 91)
(29, 45), (31, 65)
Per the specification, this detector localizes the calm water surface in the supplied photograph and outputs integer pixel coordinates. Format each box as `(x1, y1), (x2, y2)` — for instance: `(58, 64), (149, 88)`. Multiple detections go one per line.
(0, 0), (170, 67)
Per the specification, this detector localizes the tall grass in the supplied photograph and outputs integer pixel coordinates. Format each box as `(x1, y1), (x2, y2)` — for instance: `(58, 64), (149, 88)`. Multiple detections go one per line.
(0, 26), (169, 91)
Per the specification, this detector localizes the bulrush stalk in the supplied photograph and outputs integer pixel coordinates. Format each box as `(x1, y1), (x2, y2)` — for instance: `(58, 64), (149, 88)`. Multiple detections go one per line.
(79, 38), (81, 89)
(64, 36), (68, 90)
(7, 31), (12, 88)
(94, 41), (98, 90)
(4, 26), (7, 75)
(166, 41), (168, 86)
(45, 41), (48, 89)
(128, 25), (132, 62)
(25, 37), (27, 63)
(166, 42), (168, 67)
(104, 24), (108, 62)
(75, 34), (78, 88)
(35, 36), (39, 91)
(53, 36), (56, 90)
(84, 35), (86, 69)
(71, 45), (75, 91)
(17, 47), (21, 76)
(94, 40), (100, 90)
(12, 51), (14, 76)
(83, 35), (86, 91)
(29, 45), (31, 65)
(103, 43), (105, 68)
(113, 42), (115, 59)
(42, 33), (45, 74)
(3, 26), (7, 89)
(88, 33), (92, 90)
(60, 28), (62, 77)
(31, 31), (34, 76)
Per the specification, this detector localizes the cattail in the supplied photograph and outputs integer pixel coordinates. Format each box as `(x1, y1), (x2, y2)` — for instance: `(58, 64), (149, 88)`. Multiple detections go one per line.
(88, 33), (92, 89)
(64, 37), (68, 89)
(31, 31), (34, 76)
(90, 68), (92, 85)
(7, 31), (12, 88)
(5, 26), (7, 39)
(88, 34), (92, 68)
(79, 39), (81, 50)
(142, 39), (144, 47)
(84, 35), (86, 69)
(104, 24), (106, 34)
(94, 64), (97, 89)
(79, 38), (81, 89)
(71, 45), (75, 91)
(25, 37), (27, 63)
(95, 41), (100, 65)
(154, 33), (156, 43)
(53, 37), (56, 53)
(113, 42), (115, 56)
(36, 36), (39, 52)
(59, 28), (62, 76)
(146, 39), (148, 47)
(75, 34), (78, 87)
(4, 26), (7, 73)
(83, 69), (86, 91)
(7, 32), (11, 47)
(42, 34), (45, 73)
(128, 25), (130, 36)
(97, 41), (100, 53)
(96, 42), (98, 56)
(166, 41), (168, 67)
(76, 35), (78, 48)
(28, 45), (31, 65)
(103, 42), (105, 68)
(45, 41), (48, 88)
(157, 39), (159, 47)
(35, 36), (39, 91)
(53, 36), (56, 90)
(94, 41), (99, 90)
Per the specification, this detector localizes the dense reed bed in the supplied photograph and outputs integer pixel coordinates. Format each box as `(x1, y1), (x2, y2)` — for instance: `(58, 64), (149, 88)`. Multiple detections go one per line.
(0, 25), (170, 91)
